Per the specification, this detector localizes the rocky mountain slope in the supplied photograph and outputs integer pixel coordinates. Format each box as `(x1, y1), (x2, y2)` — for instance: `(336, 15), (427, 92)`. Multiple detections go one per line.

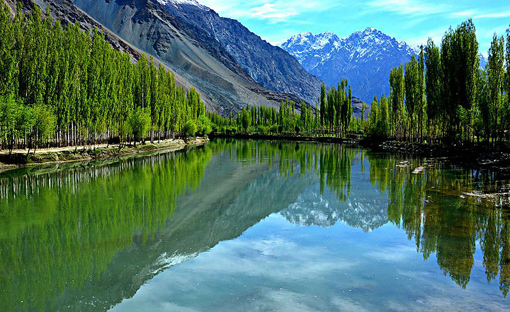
(70, 0), (299, 114)
(282, 28), (419, 103)
(156, 0), (322, 105)
(6, 0), (316, 115)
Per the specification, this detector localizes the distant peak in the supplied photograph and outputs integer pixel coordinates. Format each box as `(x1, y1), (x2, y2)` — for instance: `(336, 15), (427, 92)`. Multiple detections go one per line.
(157, 0), (208, 10)
(297, 31), (313, 37)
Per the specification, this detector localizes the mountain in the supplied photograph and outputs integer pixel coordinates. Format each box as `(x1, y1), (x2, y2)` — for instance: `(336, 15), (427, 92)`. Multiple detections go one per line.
(6, 0), (320, 115)
(70, 0), (303, 114)
(282, 28), (419, 104)
(479, 54), (488, 69)
(281, 183), (388, 232)
(154, 0), (322, 104)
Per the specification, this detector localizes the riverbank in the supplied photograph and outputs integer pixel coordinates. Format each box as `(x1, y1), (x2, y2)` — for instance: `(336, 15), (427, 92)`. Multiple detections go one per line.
(364, 140), (510, 174)
(211, 133), (510, 174)
(211, 133), (361, 144)
(0, 138), (209, 172)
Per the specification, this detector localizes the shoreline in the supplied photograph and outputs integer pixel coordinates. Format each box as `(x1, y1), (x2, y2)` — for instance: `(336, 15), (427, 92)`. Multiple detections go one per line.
(0, 138), (209, 174)
(211, 133), (510, 174)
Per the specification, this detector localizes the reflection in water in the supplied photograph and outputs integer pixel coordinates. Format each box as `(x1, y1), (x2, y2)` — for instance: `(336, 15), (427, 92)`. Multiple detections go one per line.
(0, 148), (212, 311)
(0, 140), (509, 311)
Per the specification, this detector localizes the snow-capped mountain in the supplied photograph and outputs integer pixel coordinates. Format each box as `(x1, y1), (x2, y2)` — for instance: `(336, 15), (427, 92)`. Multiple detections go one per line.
(282, 28), (419, 103)
(156, 0), (208, 10)
(281, 184), (389, 232)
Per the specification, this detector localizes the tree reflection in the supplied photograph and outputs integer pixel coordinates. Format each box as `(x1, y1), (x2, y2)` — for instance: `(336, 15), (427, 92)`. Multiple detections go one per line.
(0, 148), (212, 312)
(223, 140), (510, 296)
(1, 139), (510, 312)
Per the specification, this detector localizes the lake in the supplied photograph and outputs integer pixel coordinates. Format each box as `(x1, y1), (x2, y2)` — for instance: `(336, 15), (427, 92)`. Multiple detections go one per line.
(1, 139), (509, 311)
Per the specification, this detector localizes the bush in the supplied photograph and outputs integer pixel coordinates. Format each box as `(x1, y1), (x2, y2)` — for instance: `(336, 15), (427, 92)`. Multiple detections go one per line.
(183, 120), (197, 137)
(197, 115), (212, 136)
(257, 125), (268, 134)
(129, 107), (151, 143)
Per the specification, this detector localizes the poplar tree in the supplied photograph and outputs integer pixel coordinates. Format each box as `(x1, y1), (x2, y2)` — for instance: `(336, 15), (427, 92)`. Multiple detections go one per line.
(405, 55), (419, 141)
(425, 39), (442, 142)
(320, 83), (326, 129)
(389, 65), (404, 139)
(505, 25), (510, 140)
(487, 34), (505, 142)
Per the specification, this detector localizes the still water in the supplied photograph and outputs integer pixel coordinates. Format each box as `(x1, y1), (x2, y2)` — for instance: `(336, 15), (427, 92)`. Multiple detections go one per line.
(1, 139), (509, 311)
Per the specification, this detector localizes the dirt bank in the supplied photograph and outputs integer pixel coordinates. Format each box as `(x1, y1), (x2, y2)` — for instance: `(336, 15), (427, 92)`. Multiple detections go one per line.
(0, 138), (209, 173)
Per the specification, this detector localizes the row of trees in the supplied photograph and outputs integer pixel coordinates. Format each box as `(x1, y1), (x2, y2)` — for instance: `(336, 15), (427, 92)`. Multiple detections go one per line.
(319, 80), (354, 135)
(208, 99), (318, 135)
(209, 80), (362, 136)
(211, 19), (509, 147)
(3, 3), (506, 149)
(0, 4), (210, 152)
(372, 19), (510, 144)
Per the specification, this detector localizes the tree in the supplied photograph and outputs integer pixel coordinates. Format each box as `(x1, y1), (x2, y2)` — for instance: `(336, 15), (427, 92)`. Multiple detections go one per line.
(197, 114), (212, 136)
(441, 20), (479, 143)
(129, 107), (151, 145)
(425, 39), (442, 142)
(505, 24), (510, 140)
(0, 95), (24, 153)
(378, 94), (390, 138)
(487, 34), (505, 143)
(183, 119), (197, 138)
(418, 46), (426, 141)
(369, 96), (379, 136)
(31, 104), (57, 152)
(405, 55), (419, 141)
(0, 4), (17, 96)
(320, 83), (326, 129)
(389, 65), (405, 139)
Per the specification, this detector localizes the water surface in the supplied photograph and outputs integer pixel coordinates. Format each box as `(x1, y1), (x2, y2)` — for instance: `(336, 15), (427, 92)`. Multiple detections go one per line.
(1, 140), (509, 311)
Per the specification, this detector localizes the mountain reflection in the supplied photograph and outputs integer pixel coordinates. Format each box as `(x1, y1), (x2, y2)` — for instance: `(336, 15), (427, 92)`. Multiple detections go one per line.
(0, 140), (509, 312)
(218, 140), (510, 296)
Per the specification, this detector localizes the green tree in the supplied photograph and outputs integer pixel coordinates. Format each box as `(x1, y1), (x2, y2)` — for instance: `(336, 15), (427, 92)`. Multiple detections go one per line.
(129, 107), (151, 145)
(369, 96), (379, 136)
(425, 39), (442, 142)
(320, 83), (326, 129)
(31, 104), (57, 152)
(487, 34), (505, 143)
(405, 55), (419, 141)
(183, 119), (197, 138)
(378, 94), (390, 138)
(389, 65), (405, 138)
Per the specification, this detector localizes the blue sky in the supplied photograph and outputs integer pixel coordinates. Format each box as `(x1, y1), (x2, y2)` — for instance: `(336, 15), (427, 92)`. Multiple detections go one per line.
(199, 0), (510, 55)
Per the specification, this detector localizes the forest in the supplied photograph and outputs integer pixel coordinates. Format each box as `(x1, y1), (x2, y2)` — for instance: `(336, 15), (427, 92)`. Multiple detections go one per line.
(211, 20), (510, 146)
(1, 2), (509, 153)
(0, 4), (211, 153)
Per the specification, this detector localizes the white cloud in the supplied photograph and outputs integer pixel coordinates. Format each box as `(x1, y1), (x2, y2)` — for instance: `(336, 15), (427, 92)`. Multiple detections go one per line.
(474, 11), (510, 19)
(451, 10), (478, 18)
(403, 27), (447, 47)
(199, 0), (340, 23)
(250, 3), (298, 23)
(365, 245), (416, 262)
(367, 0), (450, 17)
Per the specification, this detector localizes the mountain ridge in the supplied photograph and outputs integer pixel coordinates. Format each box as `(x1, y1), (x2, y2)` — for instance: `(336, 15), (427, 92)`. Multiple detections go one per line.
(6, 0), (321, 116)
(282, 28), (419, 103)
(157, 0), (322, 105)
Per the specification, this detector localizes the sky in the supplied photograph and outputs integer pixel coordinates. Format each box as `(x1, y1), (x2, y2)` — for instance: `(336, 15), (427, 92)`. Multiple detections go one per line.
(198, 0), (510, 55)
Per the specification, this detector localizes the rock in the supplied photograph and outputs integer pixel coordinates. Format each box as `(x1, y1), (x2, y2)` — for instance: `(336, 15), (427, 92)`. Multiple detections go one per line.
(412, 167), (425, 174)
